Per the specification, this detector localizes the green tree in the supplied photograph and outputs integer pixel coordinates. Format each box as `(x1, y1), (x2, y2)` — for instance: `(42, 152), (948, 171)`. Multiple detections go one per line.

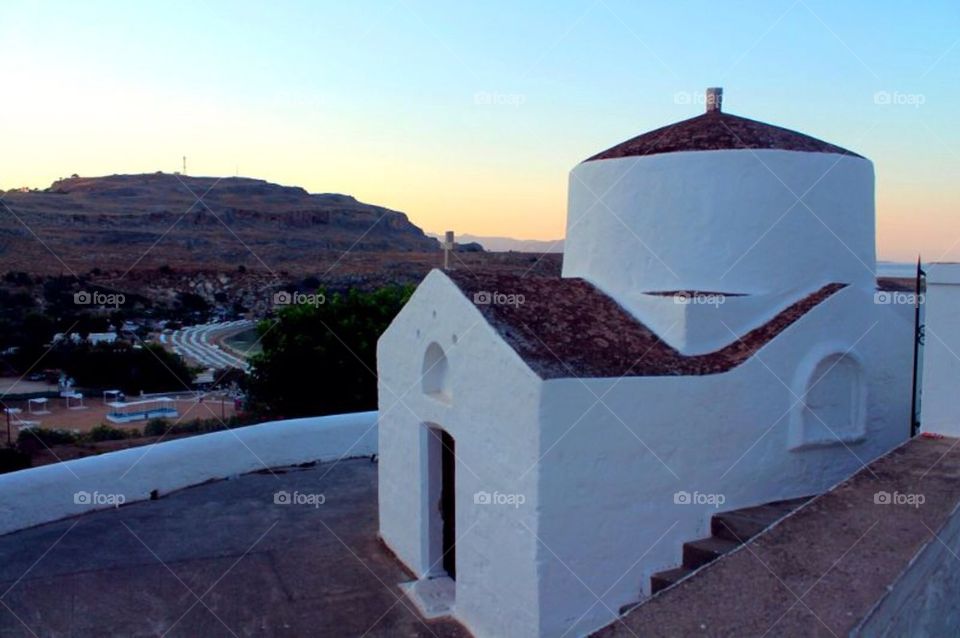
(8, 312), (56, 371)
(52, 342), (196, 394)
(246, 285), (413, 417)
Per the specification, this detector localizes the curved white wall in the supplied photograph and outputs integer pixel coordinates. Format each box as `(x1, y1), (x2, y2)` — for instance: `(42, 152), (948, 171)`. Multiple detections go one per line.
(563, 149), (876, 297)
(0, 411), (378, 536)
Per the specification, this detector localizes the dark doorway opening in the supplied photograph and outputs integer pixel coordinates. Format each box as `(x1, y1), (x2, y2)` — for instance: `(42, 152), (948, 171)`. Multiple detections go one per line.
(439, 430), (456, 579)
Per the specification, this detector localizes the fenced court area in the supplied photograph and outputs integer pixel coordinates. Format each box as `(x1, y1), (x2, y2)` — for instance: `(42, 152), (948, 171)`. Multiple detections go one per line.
(3, 392), (238, 435)
(105, 397), (179, 424)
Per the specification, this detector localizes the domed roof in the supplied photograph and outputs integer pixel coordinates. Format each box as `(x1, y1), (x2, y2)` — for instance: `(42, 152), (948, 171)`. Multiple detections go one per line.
(585, 89), (862, 162)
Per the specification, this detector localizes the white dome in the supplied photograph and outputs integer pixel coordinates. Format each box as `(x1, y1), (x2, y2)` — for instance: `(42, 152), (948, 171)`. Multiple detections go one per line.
(563, 106), (876, 299)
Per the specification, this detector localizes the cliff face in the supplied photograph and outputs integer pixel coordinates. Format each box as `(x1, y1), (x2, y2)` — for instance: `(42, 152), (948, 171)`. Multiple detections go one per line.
(0, 173), (439, 273)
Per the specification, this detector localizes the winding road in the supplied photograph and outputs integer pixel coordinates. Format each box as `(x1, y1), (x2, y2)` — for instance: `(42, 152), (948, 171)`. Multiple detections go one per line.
(161, 320), (255, 371)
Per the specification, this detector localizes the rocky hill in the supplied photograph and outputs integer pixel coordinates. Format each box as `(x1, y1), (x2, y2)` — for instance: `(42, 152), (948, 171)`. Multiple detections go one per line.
(0, 173), (439, 274)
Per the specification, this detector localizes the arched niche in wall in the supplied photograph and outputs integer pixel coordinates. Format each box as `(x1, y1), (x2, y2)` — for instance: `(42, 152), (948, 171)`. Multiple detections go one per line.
(790, 351), (867, 450)
(422, 342), (451, 403)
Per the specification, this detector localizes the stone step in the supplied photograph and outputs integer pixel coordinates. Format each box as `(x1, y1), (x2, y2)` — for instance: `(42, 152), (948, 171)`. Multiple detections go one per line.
(646, 496), (816, 600)
(711, 497), (813, 542)
(649, 566), (695, 595)
(682, 537), (741, 570)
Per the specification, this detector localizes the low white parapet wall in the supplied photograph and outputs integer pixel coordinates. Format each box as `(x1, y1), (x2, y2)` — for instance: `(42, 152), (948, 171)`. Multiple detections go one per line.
(855, 499), (960, 635)
(0, 411), (378, 536)
(922, 263), (960, 437)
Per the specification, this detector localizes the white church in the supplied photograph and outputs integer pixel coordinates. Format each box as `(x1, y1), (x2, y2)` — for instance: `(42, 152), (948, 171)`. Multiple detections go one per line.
(377, 89), (915, 637)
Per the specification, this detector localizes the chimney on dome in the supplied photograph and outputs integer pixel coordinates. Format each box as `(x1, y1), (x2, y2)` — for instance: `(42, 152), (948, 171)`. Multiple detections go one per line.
(705, 87), (723, 113)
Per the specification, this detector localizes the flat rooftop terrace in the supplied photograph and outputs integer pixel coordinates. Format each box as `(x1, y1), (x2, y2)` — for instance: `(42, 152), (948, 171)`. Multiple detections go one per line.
(0, 458), (467, 637)
(3, 436), (958, 637)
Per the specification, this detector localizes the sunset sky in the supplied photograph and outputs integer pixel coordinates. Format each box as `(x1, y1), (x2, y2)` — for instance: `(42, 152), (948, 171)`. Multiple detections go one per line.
(0, 1), (957, 261)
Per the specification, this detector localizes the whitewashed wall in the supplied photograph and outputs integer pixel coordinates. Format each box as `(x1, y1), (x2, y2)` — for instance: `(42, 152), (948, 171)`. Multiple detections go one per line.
(921, 264), (960, 436)
(378, 271), (544, 637)
(534, 287), (912, 637)
(563, 150), (876, 299)
(616, 286), (805, 355)
(0, 411), (377, 536)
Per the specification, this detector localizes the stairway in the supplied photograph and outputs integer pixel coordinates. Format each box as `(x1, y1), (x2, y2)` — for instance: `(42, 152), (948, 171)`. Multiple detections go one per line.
(649, 496), (813, 595)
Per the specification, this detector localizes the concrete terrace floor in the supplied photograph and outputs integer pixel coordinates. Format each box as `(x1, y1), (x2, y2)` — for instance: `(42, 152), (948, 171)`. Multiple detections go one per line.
(596, 434), (960, 637)
(0, 459), (468, 638)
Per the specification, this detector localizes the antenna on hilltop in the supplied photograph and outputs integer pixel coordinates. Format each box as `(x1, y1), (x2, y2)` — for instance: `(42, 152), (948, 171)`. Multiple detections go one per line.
(182, 156), (187, 175)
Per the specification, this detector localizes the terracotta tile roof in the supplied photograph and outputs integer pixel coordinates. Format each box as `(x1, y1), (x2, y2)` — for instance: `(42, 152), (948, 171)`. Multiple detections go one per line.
(445, 270), (844, 379)
(585, 112), (862, 162)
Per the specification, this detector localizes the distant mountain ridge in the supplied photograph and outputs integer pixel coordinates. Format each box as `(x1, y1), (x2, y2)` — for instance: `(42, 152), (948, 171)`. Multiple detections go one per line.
(0, 173), (439, 273)
(428, 232), (563, 253)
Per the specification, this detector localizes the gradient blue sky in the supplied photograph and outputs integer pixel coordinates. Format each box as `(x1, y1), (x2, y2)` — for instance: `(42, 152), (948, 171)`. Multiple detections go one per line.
(0, 1), (957, 260)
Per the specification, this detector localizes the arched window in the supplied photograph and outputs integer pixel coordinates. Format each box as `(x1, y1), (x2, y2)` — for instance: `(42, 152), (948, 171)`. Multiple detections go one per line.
(792, 353), (866, 449)
(422, 342), (451, 402)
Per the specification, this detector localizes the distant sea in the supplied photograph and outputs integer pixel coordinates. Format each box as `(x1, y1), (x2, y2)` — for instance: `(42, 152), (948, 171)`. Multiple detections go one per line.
(877, 261), (918, 277)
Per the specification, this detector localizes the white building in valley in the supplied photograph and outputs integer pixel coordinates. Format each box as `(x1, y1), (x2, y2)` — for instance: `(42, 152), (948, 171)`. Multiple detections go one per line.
(377, 89), (916, 637)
